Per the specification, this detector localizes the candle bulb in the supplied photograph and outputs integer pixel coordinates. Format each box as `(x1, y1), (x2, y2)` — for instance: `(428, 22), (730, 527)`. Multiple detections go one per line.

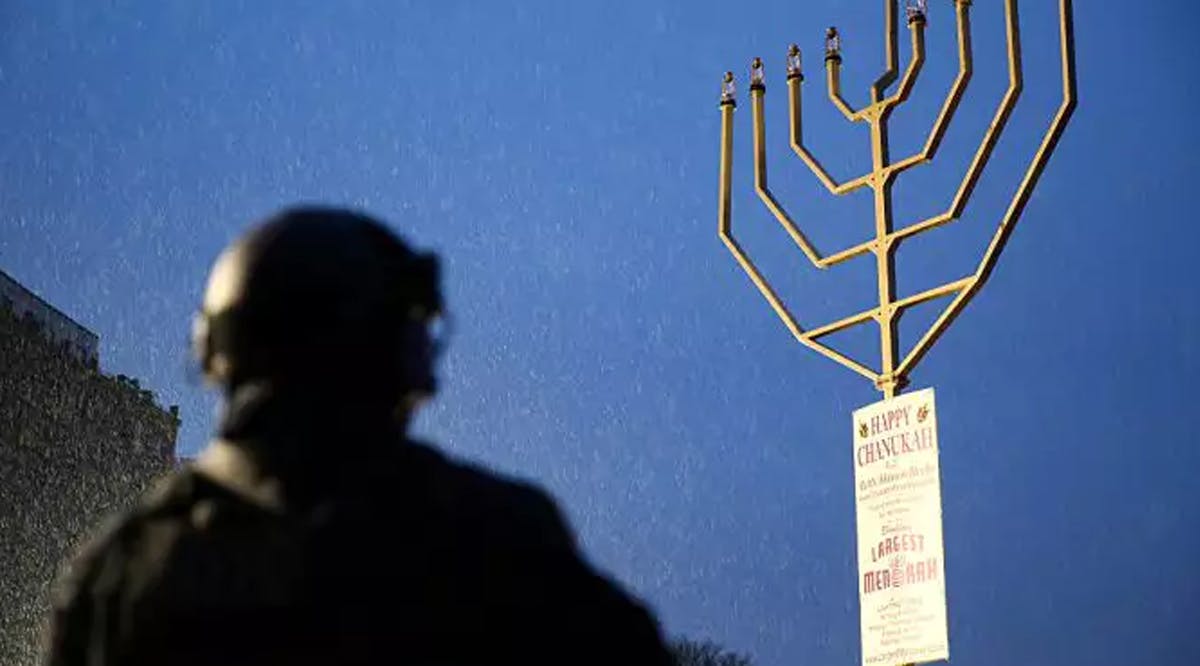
(750, 57), (765, 88)
(825, 27), (842, 59)
(721, 71), (736, 104)
(787, 44), (802, 78)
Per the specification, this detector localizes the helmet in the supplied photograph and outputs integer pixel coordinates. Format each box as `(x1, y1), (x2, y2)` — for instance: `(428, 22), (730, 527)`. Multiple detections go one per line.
(191, 206), (443, 403)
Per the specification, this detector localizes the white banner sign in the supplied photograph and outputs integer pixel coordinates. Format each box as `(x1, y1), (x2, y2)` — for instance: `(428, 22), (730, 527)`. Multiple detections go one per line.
(852, 388), (948, 666)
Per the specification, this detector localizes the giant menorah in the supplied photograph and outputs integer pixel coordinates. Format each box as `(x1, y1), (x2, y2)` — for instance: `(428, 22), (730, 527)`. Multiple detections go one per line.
(717, 0), (1076, 399)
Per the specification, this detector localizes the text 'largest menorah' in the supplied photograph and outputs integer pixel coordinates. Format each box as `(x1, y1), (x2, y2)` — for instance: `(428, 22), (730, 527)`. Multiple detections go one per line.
(717, 0), (1076, 398)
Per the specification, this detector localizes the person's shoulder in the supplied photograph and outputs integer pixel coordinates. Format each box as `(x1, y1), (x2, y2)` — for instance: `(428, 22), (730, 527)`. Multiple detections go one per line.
(398, 441), (675, 663)
(401, 439), (575, 546)
(51, 469), (206, 606)
(400, 439), (551, 501)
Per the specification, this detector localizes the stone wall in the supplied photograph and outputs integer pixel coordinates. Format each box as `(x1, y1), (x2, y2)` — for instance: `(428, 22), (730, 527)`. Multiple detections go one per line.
(0, 299), (179, 665)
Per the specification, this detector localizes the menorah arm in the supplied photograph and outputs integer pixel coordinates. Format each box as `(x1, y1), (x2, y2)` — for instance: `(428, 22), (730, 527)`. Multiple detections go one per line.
(869, 0), (901, 104)
(719, 233), (879, 382)
(782, 73), (878, 269)
(880, 14), (927, 109)
(787, 77), (873, 198)
(718, 97), (879, 382)
(888, 0), (1020, 249)
(897, 0), (1077, 379)
(888, 0), (975, 176)
(826, 57), (867, 123)
(750, 85), (834, 268)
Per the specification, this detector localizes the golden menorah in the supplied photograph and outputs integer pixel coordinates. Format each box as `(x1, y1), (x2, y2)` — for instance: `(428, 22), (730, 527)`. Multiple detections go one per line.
(717, 0), (1077, 399)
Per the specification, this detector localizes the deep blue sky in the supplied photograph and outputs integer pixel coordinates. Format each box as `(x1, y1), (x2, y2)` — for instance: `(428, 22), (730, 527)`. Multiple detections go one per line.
(3, 2), (1198, 664)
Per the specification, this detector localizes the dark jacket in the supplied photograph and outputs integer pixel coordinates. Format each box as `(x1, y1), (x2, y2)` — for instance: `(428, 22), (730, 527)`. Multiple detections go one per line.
(43, 386), (674, 666)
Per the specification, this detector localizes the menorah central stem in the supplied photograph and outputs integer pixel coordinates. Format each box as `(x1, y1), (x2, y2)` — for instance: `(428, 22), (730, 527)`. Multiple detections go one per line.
(869, 111), (901, 398)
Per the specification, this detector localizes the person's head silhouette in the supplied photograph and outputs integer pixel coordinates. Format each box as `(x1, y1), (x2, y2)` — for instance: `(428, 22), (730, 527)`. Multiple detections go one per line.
(191, 207), (443, 424)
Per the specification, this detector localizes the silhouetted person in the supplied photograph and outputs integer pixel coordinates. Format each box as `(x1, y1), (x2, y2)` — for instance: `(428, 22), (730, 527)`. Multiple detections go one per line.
(43, 207), (675, 666)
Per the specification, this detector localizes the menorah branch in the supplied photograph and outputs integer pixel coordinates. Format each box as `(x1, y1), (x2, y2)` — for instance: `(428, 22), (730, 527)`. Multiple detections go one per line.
(788, 77), (874, 199)
(718, 98), (879, 382)
(881, 14), (927, 108)
(752, 85), (827, 267)
(889, 0), (1021, 249)
(826, 55), (867, 123)
(803, 309), (878, 342)
(978, 0), (1075, 284)
(870, 0), (901, 104)
(898, 0), (1076, 378)
(889, 0), (975, 177)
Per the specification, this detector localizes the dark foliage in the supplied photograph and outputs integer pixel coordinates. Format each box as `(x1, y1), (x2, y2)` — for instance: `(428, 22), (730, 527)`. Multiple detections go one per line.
(671, 637), (756, 666)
